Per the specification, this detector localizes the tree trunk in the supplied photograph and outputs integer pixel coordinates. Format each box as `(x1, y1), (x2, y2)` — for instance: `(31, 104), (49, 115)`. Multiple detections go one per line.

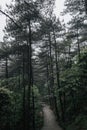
(5, 56), (8, 85)
(49, 32), (55, 109)
(77, 21), (80, 61)
(27, 19), (35, 130)
(31, 71), (35, 130)
(53, 30), (65, 122)
(22, 50), (26, 130)
(85, 0), (87, 14)
(46, 42), (51, 105)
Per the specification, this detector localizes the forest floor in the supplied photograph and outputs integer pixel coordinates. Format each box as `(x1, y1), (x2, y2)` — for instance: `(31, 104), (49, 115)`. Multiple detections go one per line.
(41, 104), (62, 130)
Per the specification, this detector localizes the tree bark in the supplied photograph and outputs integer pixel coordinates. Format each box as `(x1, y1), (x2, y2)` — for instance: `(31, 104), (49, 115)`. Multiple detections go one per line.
(53, 29), (65, 122)
(22, 50), (26, 130)
(77, 21), (80, 61)
(48, 32), (55, 109)
(5, 56), (8, 86)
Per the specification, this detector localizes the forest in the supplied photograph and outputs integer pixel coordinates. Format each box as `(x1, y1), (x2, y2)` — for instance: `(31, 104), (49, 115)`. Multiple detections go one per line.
(0, 0), (87, 130)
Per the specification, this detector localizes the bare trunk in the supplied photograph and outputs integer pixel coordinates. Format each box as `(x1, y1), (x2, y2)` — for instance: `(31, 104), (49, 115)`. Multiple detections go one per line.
(27, 20), (35, 130)
(5, 56), (8, 86)
(22, 50), (26, 130)
(49, 33), (55, 109)
(77, 22), (80, 61)
(53, 30), (65, 122)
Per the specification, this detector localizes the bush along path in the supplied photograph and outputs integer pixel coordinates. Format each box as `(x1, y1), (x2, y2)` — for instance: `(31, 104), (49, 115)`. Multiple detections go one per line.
(41, 105), (62, 130)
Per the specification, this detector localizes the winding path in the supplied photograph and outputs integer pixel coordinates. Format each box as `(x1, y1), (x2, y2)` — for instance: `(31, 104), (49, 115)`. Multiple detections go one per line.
(41, 105), (62, 130)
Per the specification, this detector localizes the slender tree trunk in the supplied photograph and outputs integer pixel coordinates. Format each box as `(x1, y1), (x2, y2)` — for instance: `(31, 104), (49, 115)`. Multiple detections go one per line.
(68, 41), (71, 68)
(26, 20), (31, 130)
(5, 56), (10, 130)
(13, 96), (16, 130)
(5, 56), (8, 85)
(47, 58), (51, 105)
(31, 70), (35, 130)
(85, 0), (87, 14)
(48, 32), (55, 109)
(16, 38), (21, 89)
(71, 90), (76, 108)
(53, 30), (65, 122)
(27, 19), (35, 130)
(18, 44), (21, 89)
(77, 21), (80, 61)
(22, 50), (26, 130)
(46, 43), (51, 105)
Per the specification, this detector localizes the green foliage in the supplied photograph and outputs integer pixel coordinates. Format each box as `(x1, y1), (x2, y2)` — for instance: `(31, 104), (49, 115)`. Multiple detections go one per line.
(0, 76), (22, 91)
(58, 49), (87, 129)
(0, 88), (13, 129)
(0, 86), (23, 130)
(33, 85), (44, 130)
(67, 115), (87, 130)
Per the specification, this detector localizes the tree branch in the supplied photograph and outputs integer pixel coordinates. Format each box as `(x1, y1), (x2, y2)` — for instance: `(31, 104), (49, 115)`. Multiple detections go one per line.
(0, 9), (21, 29)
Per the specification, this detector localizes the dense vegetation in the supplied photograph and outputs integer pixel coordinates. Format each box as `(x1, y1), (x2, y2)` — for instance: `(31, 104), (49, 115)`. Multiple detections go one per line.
(0, 0), (87, 130)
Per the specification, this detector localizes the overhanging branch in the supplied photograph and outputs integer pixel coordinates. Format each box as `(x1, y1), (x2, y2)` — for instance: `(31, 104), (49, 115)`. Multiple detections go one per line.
(0, 9), (21, 29)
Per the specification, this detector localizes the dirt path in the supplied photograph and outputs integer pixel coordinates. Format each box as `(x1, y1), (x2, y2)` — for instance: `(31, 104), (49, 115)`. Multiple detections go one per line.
(41, 105), (62, 130)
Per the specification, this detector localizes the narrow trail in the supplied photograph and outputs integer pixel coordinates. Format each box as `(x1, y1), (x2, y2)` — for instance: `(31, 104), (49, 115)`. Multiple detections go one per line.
(41, 105), (62, 130)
